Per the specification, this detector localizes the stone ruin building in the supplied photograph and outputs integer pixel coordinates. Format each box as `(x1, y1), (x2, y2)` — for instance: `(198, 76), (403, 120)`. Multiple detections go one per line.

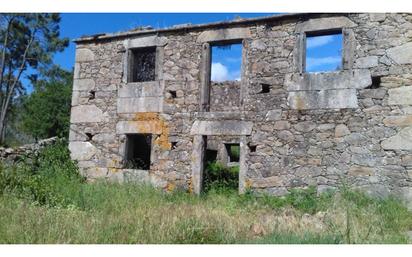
(69, 13), (412, 207)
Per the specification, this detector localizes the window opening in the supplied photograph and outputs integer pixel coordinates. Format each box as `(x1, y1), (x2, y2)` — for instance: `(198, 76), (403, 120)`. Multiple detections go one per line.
(124, 134), (152, 170)
(259, 83), (271, 94)
(368, 76), (382, 89)
(129, 47), (156, 82)
(248, 143), (257, 153)
(225, 143), (240, 163)
(210, 42), (242, 82)
(305, 31), (343, 72)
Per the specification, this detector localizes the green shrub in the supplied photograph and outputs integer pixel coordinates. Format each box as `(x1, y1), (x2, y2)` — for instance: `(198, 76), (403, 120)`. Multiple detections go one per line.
(203, 161), (239, 193)
(376, 197), (412, 233)
(0, 139), (83, 207)
(1, 145), (411, 244)
(259, 193), (287, 209)
(228, 145), (240, 160)
(284, 186), (320, 214)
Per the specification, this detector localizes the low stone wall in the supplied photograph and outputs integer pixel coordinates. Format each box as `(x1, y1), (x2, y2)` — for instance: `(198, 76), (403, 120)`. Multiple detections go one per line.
(0, 137), (58, 163)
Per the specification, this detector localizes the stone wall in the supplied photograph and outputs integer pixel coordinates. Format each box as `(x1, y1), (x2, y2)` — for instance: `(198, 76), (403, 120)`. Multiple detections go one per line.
(0, 137), (58, 163)
(210, 81), (241, 112)
(69, 13), (412, 208)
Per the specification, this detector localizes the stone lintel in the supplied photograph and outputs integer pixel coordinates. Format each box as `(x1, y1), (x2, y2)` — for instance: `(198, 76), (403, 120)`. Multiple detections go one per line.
(124, 35), (168, 48)
(118, 81), (162, 98)
(295, 16), (357, 33)
(193, 111), (242, 120)
(116, 121), (163, 135)
(190, 120), (253, 136)
(285, 70), (371, 91)
(197, 27), (251, 43)
(288, 89), (358, 110)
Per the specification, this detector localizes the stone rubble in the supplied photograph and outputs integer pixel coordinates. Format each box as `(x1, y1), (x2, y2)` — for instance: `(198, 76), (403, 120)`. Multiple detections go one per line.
(0, 137), (58, 162)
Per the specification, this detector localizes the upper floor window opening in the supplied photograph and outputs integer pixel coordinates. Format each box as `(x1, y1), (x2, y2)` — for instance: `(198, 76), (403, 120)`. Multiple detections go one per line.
(210, 42), (242, 82)
(305, 31), (343, 73)
(128, 46), (156, 82)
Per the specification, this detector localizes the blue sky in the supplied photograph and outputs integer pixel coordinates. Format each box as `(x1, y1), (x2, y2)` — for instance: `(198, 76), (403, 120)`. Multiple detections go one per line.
(51, 13), (341, 84)
(211, 44), (242, 81)
(54, 13), (272, 72)
(306, 33), (343, 72)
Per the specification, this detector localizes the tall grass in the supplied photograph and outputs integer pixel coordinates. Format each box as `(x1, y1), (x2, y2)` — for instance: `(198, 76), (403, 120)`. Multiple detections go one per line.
(0, 141), (411, 244)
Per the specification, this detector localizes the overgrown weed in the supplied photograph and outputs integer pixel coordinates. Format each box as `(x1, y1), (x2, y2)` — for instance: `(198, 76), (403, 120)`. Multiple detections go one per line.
(0, 141), (411, 243)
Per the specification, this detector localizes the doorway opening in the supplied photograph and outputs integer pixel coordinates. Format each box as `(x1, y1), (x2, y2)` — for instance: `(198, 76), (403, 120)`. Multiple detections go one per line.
(202, 137), (239, 193)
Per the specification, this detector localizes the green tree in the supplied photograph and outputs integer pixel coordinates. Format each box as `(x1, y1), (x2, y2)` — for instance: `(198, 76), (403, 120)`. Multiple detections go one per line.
(0, 14), (68, 144)
(20, 66), (72, 140)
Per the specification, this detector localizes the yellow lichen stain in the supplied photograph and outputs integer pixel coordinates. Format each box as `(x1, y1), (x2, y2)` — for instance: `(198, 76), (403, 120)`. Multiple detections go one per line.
(294, 95), (304, 111)
(245, 178), (252, 189)
(108, 159), (120, 170)
(187, 177), (194, 194)
(166, 182), (176, 192)
(133, 112), (171, 151)
(109, 167), (120, 173)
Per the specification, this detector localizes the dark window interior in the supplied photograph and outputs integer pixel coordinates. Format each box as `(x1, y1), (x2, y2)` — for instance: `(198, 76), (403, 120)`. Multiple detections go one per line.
(88, 90), (95, 100)
(225, 143), (240, 163)
(204, 149), (218, 164)
(168, 90), (177, 98)
(259, 83), (271, 94)
(129, 47), (156, 82)
(85, 133), (93, 141)
(369, 76), (382, 89)
(124, 134), (152, 170)
(248, 143), (257, 153)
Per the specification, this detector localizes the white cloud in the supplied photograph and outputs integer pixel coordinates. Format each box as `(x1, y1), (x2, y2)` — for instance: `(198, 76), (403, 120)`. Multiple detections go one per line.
(306, 56), (341, 71)
(211, 62), (229, 82)
(211, 62), (242, 82)
(306, 35), (334, 48)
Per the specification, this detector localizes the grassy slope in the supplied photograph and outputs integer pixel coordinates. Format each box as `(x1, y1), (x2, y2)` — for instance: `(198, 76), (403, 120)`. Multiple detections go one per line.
(0, 141), (411, 244)
(0, 182), (411, 244)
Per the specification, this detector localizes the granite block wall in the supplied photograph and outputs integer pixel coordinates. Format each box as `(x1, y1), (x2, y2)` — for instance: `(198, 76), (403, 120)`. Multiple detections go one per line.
(69, 13), (412, 208)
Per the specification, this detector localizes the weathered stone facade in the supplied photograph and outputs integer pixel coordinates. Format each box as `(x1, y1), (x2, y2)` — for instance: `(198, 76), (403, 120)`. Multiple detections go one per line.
(69, 13), (412, 207)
